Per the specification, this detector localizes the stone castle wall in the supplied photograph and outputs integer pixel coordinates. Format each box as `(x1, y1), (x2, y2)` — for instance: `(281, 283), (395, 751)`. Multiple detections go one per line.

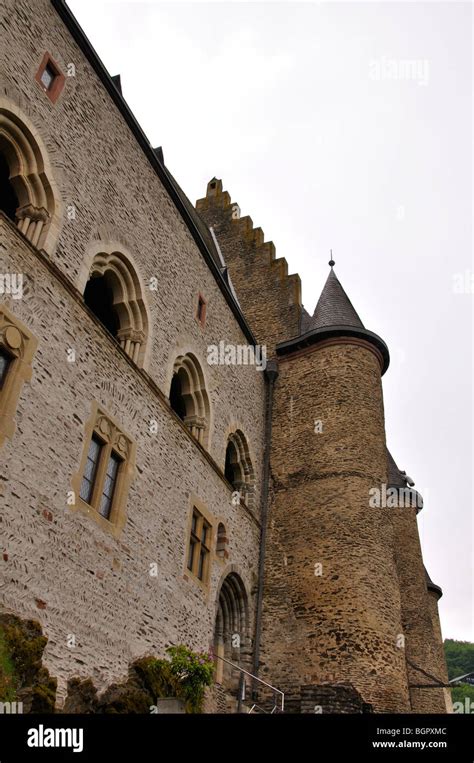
(0, 0), (450, 714)
(392, 508), (448, 712)
(197, 179), (301, 355)
(0, 0), (266, 703)
(259, 341), (411, 712)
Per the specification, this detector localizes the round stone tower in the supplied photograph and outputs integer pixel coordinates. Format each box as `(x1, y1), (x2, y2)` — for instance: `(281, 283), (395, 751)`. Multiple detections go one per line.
(259, 263), (411, 712)
(388, 452), (450, 712)
(425, 570), (453, 712)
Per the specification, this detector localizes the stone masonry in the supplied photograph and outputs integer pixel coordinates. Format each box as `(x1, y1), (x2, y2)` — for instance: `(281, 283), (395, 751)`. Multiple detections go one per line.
(0, 0), (450, 713)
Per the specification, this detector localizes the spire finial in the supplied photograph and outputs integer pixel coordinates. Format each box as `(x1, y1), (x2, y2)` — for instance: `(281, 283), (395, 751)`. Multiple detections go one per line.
(328, 249), (335, 268)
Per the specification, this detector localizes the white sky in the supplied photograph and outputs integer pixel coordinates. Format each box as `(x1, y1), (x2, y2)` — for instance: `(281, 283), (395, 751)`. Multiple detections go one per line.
(68, 0), (473, 642)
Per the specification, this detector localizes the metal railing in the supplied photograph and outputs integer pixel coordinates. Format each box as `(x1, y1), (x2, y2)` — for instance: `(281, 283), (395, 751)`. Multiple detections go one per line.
(214, 654), (284, 713)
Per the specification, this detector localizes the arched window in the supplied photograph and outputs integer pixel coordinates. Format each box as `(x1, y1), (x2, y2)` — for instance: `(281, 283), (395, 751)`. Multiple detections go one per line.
(169, 353), (210, 447)
(0, 108), (55, 248)
(225, 440), (242, 487)
(83, 251), (148, 367)
(216, 523), (228, 560)
(224, 431), (255, 508)
(213, 572), (250, 687)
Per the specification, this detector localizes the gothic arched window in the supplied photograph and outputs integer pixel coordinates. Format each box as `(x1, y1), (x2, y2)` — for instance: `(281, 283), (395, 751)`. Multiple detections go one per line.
(169, 353), (210, 447)
(0, 108), (56, 248)
(224, 430), (255, 509)
(83, 251), (149, 367)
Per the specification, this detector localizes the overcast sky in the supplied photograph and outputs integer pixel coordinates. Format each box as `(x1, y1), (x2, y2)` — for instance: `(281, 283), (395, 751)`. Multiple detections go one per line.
(68, 0), (473, 642)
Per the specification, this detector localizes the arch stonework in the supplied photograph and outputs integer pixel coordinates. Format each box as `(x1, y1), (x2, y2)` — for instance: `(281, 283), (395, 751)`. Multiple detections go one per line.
(79, 242), (152, 370)
(170, 351), (211, 448)
(213, 568), (252, 687)
(0, 98), (62, 253)
(224, 428), (256, 510)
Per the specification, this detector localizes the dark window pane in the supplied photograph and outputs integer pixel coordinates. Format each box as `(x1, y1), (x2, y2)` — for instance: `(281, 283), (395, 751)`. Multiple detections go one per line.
(83, 456), (96, 481)
(187, 538), (196, 571)
(0, 348), (12, 389)
(225, 442), (238, 487)
(79, 436), (102, 504)
(198, 548), (206, 580)
(84, 275), (120, 338)
(98, 451), (121, 519)
(169, 372), (186, 420)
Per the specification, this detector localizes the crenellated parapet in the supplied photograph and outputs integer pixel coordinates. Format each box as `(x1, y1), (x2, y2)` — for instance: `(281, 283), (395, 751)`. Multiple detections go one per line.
(196, 178), (301, 355)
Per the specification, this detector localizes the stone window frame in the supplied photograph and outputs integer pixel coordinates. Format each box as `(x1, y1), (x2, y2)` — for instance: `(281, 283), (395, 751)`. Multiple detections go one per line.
(224, 429), (256, 511)
(184, 498), (214, 591)
(170, 352), (211, 448)
(0, 304), (38, 449)
(34, 53), (66, 105)
(71, 402), (136, 538)
(81, 248), (151, 370)
(213, 570), (251, 685)
(0, 102), (61, 252)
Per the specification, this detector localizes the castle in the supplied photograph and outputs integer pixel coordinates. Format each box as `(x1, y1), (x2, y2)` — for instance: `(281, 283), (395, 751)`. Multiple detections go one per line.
(0, 0), (450, 713)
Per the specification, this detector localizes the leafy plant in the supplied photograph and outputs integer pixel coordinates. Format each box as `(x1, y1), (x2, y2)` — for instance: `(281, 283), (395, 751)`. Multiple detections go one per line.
(165, 645), (215, 713)
(444, 639), (474, 712)
(444, 639), (474, 681)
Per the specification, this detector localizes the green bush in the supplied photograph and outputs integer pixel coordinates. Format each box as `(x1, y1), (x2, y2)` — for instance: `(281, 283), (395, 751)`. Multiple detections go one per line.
(0, 615), (57, 712)
(0, 630), (17, 702)
(133, 645), (214, 713)
(451, 683), (474, 709)
(165, 645), (215, 713)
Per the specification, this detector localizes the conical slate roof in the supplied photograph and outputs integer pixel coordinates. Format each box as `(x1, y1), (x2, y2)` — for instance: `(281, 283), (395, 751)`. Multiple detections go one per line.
(425, 567), (443, 599)
(308, 268), (364, 332)
(387, 449), (408, 487)
(277, 262), (390, 374)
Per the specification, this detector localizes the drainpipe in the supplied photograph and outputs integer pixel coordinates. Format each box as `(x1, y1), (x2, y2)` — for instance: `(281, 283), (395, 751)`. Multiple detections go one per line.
(252, 358), (278, 694)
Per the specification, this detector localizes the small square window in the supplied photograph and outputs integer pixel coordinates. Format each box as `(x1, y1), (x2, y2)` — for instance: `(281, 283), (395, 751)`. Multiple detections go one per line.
(40, 64), (56, 91)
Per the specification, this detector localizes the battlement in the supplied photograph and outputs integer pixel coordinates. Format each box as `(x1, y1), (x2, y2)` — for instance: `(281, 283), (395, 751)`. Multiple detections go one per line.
(196, 179), (302, 352)
(197, 177), (232, 209)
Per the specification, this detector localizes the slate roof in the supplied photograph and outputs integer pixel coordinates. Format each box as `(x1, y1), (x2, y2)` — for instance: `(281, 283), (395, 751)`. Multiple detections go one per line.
(308, 267), (364, 331)
(278, 264), (390, 373)
(425, 567), (443, 598)
(160, 164), (223, 271)
(51, 0), (255, 345)
(387, 449), (409, 487)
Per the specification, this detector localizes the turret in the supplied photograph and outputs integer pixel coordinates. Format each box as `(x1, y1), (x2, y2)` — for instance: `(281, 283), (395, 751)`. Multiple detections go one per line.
(388, 451), (450, 712)
(425, 569), (452, 712)
(258, 261), (411, 712)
